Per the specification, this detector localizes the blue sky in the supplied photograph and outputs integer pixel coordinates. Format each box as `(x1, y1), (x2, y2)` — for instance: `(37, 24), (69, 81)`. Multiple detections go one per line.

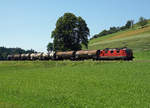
(0, 0), (150, 52)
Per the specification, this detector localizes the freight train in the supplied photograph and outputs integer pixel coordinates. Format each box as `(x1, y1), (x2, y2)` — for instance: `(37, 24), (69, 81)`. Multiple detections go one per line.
(7, 47), (134, 61)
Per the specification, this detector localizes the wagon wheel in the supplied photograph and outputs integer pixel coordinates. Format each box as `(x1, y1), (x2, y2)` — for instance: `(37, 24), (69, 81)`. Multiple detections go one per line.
(56, 56), (59, 60)
(75, 55), (79, 61)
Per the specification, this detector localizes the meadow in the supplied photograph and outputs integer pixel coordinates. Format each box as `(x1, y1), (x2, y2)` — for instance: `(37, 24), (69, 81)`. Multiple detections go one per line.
(0, 58), (150, 108)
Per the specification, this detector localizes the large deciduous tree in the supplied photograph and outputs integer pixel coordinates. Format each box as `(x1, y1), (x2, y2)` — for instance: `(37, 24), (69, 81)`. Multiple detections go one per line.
(51, 13), (90, 51)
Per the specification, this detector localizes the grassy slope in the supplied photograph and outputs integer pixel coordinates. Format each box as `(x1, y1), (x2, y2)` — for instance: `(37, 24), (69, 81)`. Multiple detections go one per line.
(89, 26), (150, 51)
(0, 61), (150, 108)
(89, 20), (150, 51)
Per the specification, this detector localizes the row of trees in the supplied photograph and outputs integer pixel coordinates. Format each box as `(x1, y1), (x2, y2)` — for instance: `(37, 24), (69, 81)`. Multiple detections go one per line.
(91, 20), (133, 40)
(91, 17), (148, 40)
(0, 47), (36, 60)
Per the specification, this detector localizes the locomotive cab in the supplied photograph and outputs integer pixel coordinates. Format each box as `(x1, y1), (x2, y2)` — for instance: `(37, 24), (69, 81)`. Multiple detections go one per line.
(125, 48), (134, 60)
(97, 48), (134, 60)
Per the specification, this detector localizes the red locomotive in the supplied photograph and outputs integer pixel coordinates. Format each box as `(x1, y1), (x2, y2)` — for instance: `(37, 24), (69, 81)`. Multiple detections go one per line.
(96, 48), (133, 60)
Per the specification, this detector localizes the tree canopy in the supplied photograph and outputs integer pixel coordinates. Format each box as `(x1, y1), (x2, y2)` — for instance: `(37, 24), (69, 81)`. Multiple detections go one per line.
(47, 42), (53, 52)
(51, 13), (90, 51)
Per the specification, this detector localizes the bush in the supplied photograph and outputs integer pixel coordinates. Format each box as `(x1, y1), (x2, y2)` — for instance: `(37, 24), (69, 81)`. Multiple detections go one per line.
(138, 17), (148, 27)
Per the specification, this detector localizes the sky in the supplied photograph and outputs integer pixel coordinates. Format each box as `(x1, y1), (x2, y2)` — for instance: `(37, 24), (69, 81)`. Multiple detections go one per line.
(0, 0), (150, 52)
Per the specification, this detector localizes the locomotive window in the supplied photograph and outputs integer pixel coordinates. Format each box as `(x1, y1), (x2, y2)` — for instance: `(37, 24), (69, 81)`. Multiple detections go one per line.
(117, 50), (120, 53)
(110, 51), (113, 53)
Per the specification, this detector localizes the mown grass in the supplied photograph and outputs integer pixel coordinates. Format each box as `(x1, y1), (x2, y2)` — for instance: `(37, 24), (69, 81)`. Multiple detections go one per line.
(0, 59), (150, 108)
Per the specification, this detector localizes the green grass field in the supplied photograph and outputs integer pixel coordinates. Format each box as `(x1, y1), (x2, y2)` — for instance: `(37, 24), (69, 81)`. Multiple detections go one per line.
(0, 23), (150, 108)
(0, 60), (150, 108)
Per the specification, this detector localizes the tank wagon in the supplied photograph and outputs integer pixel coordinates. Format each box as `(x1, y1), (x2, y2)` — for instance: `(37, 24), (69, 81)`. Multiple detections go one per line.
(6, 48), (134, 61)
(14, 54), (21, 60)
(75, 50), (100, 60)
(42, 53), (49, 60)
(7, 55), (13, 60)
(25, 54), (31, 60)
(54, 51), (75, 60)
(21, 54), (26, 60)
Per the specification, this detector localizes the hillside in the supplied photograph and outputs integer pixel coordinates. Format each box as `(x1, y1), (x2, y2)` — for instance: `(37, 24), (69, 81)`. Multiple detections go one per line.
(88, 20), (150, 53)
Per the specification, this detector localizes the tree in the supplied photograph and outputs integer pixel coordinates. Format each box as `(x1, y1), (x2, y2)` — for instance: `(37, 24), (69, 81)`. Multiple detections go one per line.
(138, 17), (148, 27)
(120, 26), (126, 30)
(47, 42), (53, 52)
(125, 20), (133, 29)
(26, 49), (36, 53)
(108, 27), (119, 34)
(99, 30), (108, 36)
(51, 13), (90, 51)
